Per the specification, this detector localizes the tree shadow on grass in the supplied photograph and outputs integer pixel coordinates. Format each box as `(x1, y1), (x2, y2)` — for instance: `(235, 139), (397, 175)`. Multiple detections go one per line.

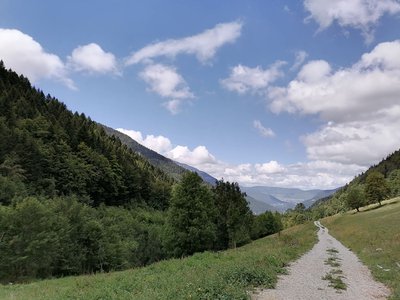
(361, 199), (399, 213)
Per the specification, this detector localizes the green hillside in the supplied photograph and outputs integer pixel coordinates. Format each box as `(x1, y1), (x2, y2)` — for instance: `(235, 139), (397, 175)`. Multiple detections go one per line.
(0, 62), (172, 209)
(308, 149), (400, 219)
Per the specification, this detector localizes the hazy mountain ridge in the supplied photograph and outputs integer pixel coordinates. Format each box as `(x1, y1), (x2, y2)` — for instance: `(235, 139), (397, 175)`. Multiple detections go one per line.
(242, 186), (337, 212)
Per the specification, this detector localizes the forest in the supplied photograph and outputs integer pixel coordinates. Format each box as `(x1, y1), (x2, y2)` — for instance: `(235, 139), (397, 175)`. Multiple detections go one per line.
(0, 62), (282, 282)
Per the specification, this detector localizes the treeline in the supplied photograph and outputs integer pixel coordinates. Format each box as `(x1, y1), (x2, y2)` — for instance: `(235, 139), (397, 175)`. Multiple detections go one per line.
(0, 176), (282, 282)
(0, 64), (282, 283)
(0, 197), (165, 281)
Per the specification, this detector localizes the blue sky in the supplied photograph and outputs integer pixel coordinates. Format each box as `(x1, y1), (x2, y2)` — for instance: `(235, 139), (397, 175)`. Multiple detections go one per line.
(1, 0), (400, 189)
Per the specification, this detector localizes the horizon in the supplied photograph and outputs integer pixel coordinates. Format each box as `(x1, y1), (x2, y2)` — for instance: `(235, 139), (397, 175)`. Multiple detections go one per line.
(1, 0), (400, 189)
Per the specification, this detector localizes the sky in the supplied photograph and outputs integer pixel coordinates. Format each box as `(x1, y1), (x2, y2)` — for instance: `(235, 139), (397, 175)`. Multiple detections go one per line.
(1, 0), (400, 189)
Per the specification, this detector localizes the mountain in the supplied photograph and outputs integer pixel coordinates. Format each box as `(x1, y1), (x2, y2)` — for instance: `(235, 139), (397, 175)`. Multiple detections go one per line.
(245, 195), (277, 214)
(102, 125), (188, 181)
(302, 189), (338, 208)
(102, 126), (218, 185)
(175, 162), (217, 185)
(241, 186), (337, 212)
(0, 62), (172, 209)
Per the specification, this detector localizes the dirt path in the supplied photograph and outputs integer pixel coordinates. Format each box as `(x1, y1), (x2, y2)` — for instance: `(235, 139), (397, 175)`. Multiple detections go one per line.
(252, 221), (390, 300)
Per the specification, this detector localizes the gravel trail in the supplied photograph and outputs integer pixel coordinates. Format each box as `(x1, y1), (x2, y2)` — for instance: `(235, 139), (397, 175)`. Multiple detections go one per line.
(252, 221), (390, 300)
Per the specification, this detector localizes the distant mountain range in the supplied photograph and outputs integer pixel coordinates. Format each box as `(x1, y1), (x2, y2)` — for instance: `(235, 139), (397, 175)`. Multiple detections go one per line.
(241, 186), (338, 212)
(103, 125), (338, 214)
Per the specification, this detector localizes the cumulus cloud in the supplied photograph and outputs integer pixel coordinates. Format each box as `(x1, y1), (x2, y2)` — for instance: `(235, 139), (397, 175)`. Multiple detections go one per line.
(139, 63), (194, 114)
(68, 43), (119, 74)
(116, 128), (172, 154)
(169, 145), (217, 165)
(268, 40), (400, 166)
(0, 28), (74, 88)
(255, 161), (285, 174)
(116, 127), (362, 189)
(116, 128), (216, 168)
(253, 120), (275, 138)
(221, 61), (286, 94)
(126, 21), (243, 65)
(304, 0), (400, 43)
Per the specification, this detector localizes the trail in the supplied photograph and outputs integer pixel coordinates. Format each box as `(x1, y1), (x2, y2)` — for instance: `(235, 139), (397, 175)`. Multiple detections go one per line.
(252, 221), (390, 300)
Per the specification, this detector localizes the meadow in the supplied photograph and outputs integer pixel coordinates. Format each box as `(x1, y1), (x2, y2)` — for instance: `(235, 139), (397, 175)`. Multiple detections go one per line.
(0, 222), (316, 300)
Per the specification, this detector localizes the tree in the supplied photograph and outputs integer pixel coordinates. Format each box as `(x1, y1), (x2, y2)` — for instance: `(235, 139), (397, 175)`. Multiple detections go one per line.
(365, 171), (390, 206)
(387, 169), (400, 197)
(165, 172), (216, 257)
(213, 180), (252, 249)
(345, 185), (365, 212)
(251, 211), (283, 239)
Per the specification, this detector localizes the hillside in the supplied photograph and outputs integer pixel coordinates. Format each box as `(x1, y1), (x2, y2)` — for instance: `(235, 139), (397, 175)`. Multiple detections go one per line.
(0, 62), (172, 208)
(310, 148), (400, 217)
(102, 126), (218, 185)
(102, 125), (187, 181)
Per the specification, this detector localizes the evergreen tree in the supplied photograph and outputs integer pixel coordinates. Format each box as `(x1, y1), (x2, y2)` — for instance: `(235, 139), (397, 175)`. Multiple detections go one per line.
(165, 172), (216, 257)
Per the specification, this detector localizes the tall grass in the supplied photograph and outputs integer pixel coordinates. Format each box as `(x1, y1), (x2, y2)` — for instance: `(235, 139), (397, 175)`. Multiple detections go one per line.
(322, 198), (400, 299)
(0, 222), (316, 300)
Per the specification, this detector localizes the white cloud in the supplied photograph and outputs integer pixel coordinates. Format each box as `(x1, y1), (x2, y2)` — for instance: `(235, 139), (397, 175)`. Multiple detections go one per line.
(268, 40), (400, 166)
(304, 0), (400, 43)
(253, 120), (275, 138)
(68, 43), (119, 74)
(0, 28), (74, 89)
(126, 21), (243, 65)
(290, 50), (308, 71)
(116, 128), (172, 154)
(221, 61), (286, 94)
(255, 161), (285, 174)
(116, 127), (363, 189)
(169, 145), (217, 165)
(139, 63), (194, 114)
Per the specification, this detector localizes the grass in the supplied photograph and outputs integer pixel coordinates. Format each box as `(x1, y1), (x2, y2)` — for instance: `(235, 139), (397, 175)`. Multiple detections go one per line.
(321, 273), (347, 291)
(322, 247), (346, 292)
(0, 222), (317, 300)
(322, 197), (400, 299)
(325, 257), (341, 268)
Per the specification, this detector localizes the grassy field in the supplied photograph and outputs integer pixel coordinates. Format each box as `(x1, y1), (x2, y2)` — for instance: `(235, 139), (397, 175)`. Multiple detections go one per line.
(322, 197), (400, 300)
(0, 222), (316, 300)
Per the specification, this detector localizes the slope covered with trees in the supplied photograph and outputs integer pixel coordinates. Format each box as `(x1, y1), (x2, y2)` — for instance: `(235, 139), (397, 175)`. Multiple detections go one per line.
(0, 62), (172, 209)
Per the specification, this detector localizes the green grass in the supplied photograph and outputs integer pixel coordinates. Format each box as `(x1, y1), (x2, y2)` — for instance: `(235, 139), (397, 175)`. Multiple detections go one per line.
(322, 247), (346, 292)
(0, 223), (317, 300)
(322, 197), (400, 299)
(321, 273), (347, 291)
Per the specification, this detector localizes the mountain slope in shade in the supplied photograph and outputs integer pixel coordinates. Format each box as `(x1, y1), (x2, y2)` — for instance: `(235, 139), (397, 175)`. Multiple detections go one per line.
(175, 162), (217, 185)
(245, 195), (277, 214)
(102, 125), (188, 181)
(103, 126), (217, 185)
